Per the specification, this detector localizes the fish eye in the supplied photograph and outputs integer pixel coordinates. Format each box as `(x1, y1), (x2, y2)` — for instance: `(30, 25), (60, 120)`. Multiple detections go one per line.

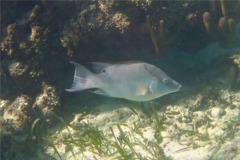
(102, 69), (106, 73)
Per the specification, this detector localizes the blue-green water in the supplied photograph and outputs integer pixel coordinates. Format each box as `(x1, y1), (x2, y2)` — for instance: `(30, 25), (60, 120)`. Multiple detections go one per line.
(1, 1), (240, 160)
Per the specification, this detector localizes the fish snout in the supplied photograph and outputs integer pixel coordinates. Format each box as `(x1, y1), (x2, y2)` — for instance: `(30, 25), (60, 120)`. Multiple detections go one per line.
(163, 78), (181, 91)
(173, 80), (181, 91)
(177, 83), (182, 91)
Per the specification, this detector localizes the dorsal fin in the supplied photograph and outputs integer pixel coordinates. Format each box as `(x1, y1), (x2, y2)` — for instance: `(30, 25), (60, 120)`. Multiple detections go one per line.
(91, 62), (111, 73)
(91, 61), (142, 73)
(108, 60), (142, 65)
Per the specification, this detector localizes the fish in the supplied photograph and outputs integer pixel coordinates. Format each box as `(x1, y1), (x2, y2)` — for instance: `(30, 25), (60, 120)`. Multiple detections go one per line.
(66, 61), (181, 101)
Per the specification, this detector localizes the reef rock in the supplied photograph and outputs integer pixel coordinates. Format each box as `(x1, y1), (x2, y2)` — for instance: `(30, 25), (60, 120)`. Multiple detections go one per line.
(33, 83), (60, 124)
(1, 95), (33, 135)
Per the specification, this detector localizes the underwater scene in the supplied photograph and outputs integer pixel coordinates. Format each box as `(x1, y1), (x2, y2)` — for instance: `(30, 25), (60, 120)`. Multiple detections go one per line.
(1, 1), (240, 160)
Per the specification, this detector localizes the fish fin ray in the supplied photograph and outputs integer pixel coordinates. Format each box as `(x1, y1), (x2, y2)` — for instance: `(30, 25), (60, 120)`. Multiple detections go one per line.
(65, 61), (95, 92)
(89, 89), (111, 97)
(91, 61), (143, 73)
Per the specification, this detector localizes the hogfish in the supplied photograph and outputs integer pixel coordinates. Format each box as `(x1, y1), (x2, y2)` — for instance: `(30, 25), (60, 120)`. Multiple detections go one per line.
(66, 61), (181, 101)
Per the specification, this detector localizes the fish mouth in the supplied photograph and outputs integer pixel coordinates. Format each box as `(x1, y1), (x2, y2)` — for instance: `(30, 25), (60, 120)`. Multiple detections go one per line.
(172, 80), (181, 91)
(177, 84), (182, 91)
(173, 83), (181, 91)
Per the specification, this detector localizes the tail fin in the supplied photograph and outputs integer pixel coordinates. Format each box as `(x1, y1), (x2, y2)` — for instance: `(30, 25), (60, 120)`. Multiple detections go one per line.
(65, 61), (96, 92)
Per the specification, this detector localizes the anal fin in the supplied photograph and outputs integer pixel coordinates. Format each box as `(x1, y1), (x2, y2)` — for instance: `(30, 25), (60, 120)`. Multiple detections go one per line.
(89, 89), (111, 97)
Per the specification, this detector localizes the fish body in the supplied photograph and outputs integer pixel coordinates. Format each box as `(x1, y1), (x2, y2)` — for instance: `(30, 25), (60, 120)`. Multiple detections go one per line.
(66, 61), (181, 101)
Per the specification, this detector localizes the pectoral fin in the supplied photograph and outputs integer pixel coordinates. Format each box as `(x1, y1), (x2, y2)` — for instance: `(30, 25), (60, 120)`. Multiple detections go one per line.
(136, 84), (149, 96)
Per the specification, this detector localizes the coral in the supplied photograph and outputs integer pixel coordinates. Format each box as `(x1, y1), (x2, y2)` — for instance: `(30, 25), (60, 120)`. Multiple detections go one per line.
(1, 24), (24, 58)
(106, 12), (130, 33)
(29, 5), (41, 24)
(8, 61), (33, 92)
(29, 26), (42, 42)
(60, 0), (131, 57)
(218, 17), (228, 32)
(33, 83), (60, 124)
(0, 95), (33, 134)
(131, 0), (152, 11)
(146, 15), (161, 54)
(1, 1), (240, 159)
(230, 54), (240, 89)
(0, 100), (10, 116)
(7, 61), (42, 94)
(146, 15), (167, 54)
(202, 0), (239, 41)
(219, 0), (228, 18)
(203, 11), (213, 33)
(209, 0), (217, 15)
(159, 20), (167, 50)
(0, 65), (14, 99)
(8, 62), (28, 77)
(230, 54), (240, 70)
(1, 3), (69, 97)
(1, 19), (51, 60)
(228, 18), (236, 34)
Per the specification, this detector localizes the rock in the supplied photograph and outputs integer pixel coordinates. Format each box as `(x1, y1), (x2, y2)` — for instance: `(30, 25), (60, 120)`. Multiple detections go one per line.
(33, 83), (60, 124)
(192, 111), (206, 129)
(232, 101), (240, 109)
(218, 90), (232, 104)
(0, 100), (10, 115)
(8, 61), (37, 93)
(208, 107), (225, 119)
(9, 61), (28, 78)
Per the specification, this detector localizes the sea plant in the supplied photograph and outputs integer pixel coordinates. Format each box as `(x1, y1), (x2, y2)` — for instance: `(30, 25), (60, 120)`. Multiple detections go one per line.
(44, 107), (169, 160)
